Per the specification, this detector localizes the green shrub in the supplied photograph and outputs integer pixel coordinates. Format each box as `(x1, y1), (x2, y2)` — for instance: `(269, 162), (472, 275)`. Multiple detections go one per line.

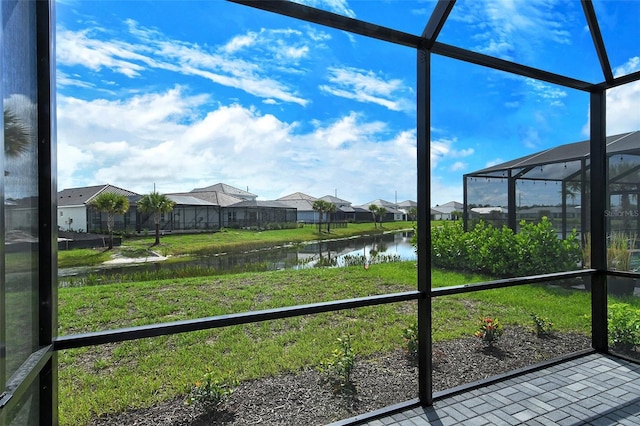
(530, 313), (554, 337)
(319, 334), (356, 392)
(475, 316), (503, 346)
(185, 367), (236, 406)
(430, 217), (581, 277)
(402, 322), (418, 356)
(608, 303), (640, 352)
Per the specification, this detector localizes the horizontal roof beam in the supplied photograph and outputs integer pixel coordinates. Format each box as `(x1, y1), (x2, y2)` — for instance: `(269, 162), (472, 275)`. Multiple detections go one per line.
(594, 70), (640, 91)
(431, 42), (595, 92)
(229, 0), (423, 48)
(230, 0), (640, 92)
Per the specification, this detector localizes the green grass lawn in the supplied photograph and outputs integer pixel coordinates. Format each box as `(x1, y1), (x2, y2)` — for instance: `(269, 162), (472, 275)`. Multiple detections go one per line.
(58, 263), (598, 425)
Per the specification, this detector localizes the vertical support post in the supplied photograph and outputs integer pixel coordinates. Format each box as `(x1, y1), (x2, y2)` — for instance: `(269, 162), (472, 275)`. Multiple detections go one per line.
(37, 0), (57, 423)
(462, 175), (468, 231)
(581, 158), (588, 239)
(507, 170), (517, 231)
(561, 180), (567, 239)
(0, 0), (5, 395)
(590, 90), (608, 352)
(416, 46), (432, 405)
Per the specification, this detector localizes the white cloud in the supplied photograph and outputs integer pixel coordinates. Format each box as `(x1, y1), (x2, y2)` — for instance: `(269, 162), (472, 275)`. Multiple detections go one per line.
(57, 28), (148, 78)
(613, 56), (640, 77)
(295, 0), (356, 18)
(525, 78), (567, 106)
(582, 57), (640, 135)
(430, 136), (474, 171)
(57, 89), (418, 205)
(606, 81), (640, 134)
(57, 22), (316, 105)
(453, 0), (573, 60)
(450, 161), (467, 172)
(319, 66), (413, 112)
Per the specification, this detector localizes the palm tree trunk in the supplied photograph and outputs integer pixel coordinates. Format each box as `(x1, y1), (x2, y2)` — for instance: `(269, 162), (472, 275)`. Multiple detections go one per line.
(154, 223), (161, 245)
(107, 214), (114, 249)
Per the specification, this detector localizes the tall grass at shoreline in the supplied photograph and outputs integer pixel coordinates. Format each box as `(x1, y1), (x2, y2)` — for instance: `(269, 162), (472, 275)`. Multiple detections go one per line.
(58, 221), (415, 268)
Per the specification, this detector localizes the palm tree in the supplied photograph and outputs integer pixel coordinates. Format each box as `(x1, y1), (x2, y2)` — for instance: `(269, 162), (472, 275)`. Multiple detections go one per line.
(137, 191), (176, 246)
(312, 200), (327, 233)
(89, 192), (130, 249)
(377, 207), (387, 228)
(325, 202), (337, 233)
(369, 204), (379, 229)
(5, 105), (31, 157)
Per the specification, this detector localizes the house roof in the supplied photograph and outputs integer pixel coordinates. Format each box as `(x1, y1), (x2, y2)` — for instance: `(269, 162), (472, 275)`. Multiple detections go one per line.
(166, 194), (217, 206)
(432, 201), (463, 214)
(277, 192), (317, 201)
(467, 131), (640, 180)
(191, 183), (257, 200)
(58, 184), (139, 207)
(175, 191), (243, 207)
(277, 198), (315, 211)
(397, 200), (417, 208)
(363, 199), (398, 208)
(359, 200), (403, 214)
(230, 200), (295, 209)
(319, 195), (351, 205)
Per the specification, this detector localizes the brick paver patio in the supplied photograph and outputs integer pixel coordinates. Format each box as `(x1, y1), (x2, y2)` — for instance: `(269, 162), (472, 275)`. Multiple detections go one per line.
(352, 353), (640, 425)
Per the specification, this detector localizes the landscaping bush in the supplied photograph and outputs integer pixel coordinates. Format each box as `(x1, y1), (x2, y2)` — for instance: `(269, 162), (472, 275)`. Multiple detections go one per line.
(608, 303), (640, 352)
(430, 217), (581, 277)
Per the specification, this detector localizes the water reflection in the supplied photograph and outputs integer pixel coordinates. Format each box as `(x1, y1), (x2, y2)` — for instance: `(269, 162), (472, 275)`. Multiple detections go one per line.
(59, 231), (415, 281)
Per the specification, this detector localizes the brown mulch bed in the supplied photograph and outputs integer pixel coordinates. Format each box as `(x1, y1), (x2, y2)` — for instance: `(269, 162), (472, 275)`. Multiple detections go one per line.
(90, 327), (591, 426)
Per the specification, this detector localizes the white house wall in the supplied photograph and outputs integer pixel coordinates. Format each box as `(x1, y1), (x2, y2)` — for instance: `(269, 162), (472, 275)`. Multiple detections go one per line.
(57, 205), (87, 232)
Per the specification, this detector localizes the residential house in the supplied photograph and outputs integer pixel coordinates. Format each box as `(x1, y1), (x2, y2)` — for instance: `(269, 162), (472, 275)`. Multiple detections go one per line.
(191, 183), (257, 201)
(431, 201), (463, 220)
(277, 192), (319, 223)
(397, 200), (417, 221)
(225, 199), (297, 228)
(136, 193), (223, 232)
(318, 195), (356, 222)
(360, 199), (404, 222)
(57, 184), (139, 232)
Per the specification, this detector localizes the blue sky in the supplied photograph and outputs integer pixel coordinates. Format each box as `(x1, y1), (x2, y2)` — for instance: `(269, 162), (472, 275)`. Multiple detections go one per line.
(55, 0), (640, 207)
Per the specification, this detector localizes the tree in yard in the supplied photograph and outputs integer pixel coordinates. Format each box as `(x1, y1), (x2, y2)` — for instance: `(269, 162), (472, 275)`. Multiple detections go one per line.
(369, 204), (379, 229)
(89, 192), (130, 249)
(377, 207), (387, 228)
(312, 200), (326, 233)
(137, 191), (176, 246)
(325, 202), (337, 233)
(408, 207), (417, 223)
(313, 200), (336, 233)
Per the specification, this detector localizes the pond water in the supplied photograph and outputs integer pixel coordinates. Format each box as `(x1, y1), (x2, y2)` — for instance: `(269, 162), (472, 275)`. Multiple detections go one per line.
(59, 231), (416, 281)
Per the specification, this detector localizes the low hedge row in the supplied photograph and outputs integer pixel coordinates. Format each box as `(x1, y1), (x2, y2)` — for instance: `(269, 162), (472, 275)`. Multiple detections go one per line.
(429, 217), (582, 277)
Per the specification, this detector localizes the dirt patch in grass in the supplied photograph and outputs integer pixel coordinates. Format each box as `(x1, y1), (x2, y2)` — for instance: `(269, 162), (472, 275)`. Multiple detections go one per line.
(88, 327), (591, 425)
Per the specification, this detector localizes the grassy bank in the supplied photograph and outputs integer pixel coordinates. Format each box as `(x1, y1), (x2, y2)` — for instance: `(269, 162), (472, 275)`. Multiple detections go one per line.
(58, 263), (595, 425)
(58, 221), (415, 268)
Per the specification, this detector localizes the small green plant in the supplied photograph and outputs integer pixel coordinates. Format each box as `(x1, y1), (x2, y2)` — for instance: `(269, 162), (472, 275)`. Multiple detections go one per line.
(475, 316), (503, 346)
(608, 303), (640, 352)
(319, 334), (356, 392)
(402, 322), (418, 356)
(185, 367), (236, 406)
(530, 313), (554, 337)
